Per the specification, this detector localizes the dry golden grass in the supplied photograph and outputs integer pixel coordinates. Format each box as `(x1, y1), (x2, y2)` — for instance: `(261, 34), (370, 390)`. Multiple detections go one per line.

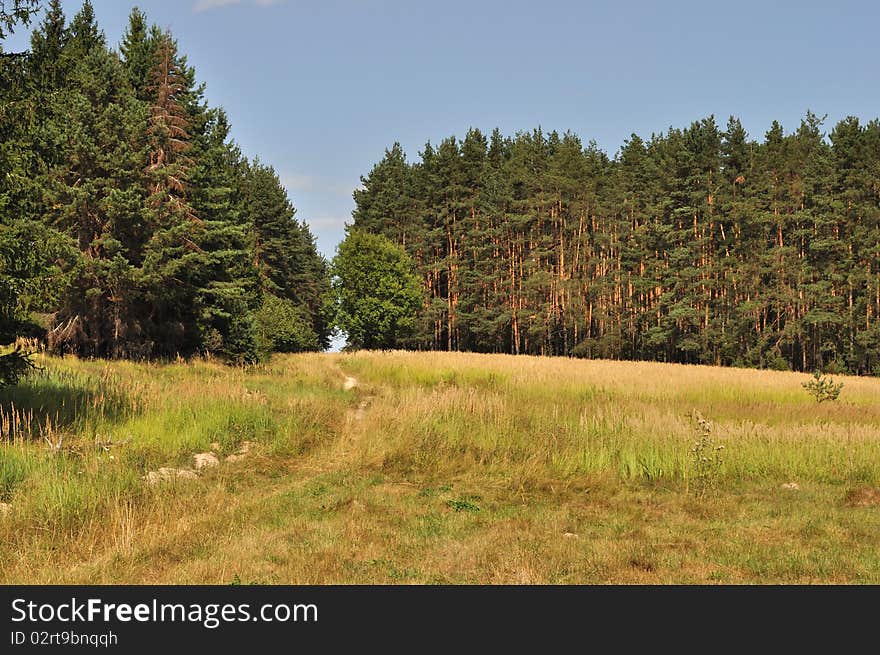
(0, 351), (878, 584)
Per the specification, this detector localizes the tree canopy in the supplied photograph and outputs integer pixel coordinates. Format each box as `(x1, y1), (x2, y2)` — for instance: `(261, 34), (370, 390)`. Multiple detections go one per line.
(351, 117), (880, 374)
(0, 2), (331, 365)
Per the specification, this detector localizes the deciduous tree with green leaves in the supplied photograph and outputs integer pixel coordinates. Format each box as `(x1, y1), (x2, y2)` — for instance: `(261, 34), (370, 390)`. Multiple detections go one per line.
(332, 230), (422, 350)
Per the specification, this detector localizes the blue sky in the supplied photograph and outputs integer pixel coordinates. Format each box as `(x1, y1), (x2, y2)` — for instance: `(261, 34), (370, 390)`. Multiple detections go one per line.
(6, 0), (880, 259)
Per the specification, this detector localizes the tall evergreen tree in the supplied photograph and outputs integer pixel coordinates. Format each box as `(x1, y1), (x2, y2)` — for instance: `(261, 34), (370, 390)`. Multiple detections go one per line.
(119, 7), (156, 101)
(189, 109), (260, 361)
(244, 161), (331, 350)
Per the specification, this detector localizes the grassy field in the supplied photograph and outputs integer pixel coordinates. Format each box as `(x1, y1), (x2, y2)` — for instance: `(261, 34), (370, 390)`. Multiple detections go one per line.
(0, 351), (878, 584)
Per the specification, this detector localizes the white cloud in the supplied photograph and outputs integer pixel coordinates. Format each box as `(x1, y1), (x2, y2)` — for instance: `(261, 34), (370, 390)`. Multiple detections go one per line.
(193, 0), (287, 13)
(194, 0), (240, 13)
(280, 173), (317, 193)
(280, 173), (354, 197)
(306, 216), (349, 229)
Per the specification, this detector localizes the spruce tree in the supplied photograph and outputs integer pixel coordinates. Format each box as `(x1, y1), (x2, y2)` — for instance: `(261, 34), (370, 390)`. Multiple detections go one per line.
(243, 161), (331, 351)
(119, 7), (157, 101)
(1, 2), (333, 363)
(140, 31), (202, 357)
(189, 109), (261, 361)
(42, 3), (148, 357)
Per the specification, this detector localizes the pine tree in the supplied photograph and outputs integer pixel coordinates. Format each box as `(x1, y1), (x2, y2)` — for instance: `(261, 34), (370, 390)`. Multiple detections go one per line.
(350, 117), (880, 374)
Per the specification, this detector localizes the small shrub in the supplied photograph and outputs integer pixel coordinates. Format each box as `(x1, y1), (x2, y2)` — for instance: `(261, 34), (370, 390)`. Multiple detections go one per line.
(802, 371), (843, 403)
(0, 348), (38, 388)
(822, 359), (847, 375)
(255, 295), (319, 354)
(765, 352), (791, 371)
(230, 574), (268, 585)
(446, 497), (481, 512)
(570, 339), (592, 359)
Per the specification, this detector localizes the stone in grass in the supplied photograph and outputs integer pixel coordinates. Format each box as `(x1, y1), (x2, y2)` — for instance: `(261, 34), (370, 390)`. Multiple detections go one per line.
(145, 468), (199, 486)
(0, 502), (11, 515)
(781, 482), (800, 491)
(193, 453), (220, 470)
(225, 441), (253, 463)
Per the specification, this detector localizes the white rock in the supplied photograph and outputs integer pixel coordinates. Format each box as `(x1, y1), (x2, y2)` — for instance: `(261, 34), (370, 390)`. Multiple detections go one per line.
(781, 482), (800, 491)
(193, 453), (220, 470)
(145, 468), (199, 485)
(225, 442), (253, 463)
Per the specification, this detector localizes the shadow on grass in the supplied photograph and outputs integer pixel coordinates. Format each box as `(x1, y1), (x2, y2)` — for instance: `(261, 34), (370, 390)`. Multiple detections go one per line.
(0, 368), (134, 441)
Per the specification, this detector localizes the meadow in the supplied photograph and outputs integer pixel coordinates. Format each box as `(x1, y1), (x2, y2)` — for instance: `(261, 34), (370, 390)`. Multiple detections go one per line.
(0, 351), (878, 584)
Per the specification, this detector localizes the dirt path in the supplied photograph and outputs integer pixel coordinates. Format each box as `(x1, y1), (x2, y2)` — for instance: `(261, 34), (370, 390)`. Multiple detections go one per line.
(342, 375), (371, 420)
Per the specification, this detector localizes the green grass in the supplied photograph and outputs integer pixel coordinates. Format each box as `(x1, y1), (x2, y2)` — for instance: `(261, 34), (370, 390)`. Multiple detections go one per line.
(0, 351), (878, 584)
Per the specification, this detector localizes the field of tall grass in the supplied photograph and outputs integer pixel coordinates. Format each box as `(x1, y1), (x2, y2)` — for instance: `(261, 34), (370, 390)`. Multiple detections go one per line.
(0, 351), (878, 583)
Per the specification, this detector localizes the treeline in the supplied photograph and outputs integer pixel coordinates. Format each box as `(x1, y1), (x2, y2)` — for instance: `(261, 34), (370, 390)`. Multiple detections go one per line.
(0, 1), (331, 363)
(351, 115), (880, 374)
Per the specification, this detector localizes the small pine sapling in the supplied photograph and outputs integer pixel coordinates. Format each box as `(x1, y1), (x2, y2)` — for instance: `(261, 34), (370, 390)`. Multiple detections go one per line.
(802, 371), (843, 403)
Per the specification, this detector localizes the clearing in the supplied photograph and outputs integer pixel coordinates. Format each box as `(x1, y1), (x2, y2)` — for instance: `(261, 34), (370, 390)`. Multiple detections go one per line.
(0, 351), (878, 583)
